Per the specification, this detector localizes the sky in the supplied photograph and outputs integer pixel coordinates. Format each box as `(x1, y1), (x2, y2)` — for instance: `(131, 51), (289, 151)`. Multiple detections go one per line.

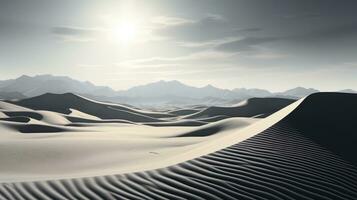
(0, 0), (356, 92)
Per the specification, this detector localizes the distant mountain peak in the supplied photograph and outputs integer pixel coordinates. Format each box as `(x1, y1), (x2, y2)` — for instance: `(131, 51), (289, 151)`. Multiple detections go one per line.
(0, 74), (116, 98)
(339, 89), (357, 93)
(285, 87), (318, 91)
(278, 87), (319, 98)
(203, 84), (218, 89)
(290, 86), (317, 90)
(17, 75), (31, 80)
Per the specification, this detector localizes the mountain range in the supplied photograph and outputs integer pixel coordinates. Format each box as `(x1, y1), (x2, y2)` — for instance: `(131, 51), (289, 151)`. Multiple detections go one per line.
(0, 74), (355, 107)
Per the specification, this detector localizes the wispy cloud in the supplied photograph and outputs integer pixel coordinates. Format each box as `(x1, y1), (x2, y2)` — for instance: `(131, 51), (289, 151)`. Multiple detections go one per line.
(215, 37), (278, 52)
(153, 14), (238, 42)
(50, 26), (105, 42)
(151, 16), (194, 26)
(116, 50), (235, 69)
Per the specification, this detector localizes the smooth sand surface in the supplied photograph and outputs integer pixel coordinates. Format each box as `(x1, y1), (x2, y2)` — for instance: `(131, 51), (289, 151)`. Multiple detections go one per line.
(1, 93), (357, 199)
(0, 99), (261, 182)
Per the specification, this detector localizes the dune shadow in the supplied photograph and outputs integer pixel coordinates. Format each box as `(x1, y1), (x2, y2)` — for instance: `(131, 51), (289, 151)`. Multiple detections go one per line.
(282, 92), (357, 165)
(5, 124), (69, 133)
(3, 111), (43, 120)
(0, 116), (31, 123)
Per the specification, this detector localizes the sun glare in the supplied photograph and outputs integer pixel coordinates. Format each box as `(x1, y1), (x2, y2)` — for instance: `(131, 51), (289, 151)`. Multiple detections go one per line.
(113, 22), (137, 43)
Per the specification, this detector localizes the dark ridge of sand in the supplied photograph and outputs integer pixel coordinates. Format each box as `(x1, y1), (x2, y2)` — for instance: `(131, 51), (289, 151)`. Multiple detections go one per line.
(182, 123), (223, 136)
(176, 119), (246, 137)
(11, 93), (170, 122)
(144, 120), (208, 127)
(65, 116), (135, 124)
(168, 108), (202, 116)
(3, 111), (43, 120)
(0, 116), (31, 123)
(281, 92), (357, 165)
(185, 97), (295, 120)
(3, 123), (70, 133)
(17, 124), (69, 133)
(1, 122), (357, 199)
(196, 115), (231, 122)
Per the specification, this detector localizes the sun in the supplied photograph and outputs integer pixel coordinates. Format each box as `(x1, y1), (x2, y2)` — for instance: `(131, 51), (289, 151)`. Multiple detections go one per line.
(100, 13), (144, 44)
(113, 22), (137, 43)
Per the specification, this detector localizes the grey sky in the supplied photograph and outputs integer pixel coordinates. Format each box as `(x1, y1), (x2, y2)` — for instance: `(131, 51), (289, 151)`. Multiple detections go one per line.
(0, 0), (356, 91)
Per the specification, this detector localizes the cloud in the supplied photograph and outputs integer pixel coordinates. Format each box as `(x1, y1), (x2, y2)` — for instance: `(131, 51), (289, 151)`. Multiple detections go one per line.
(215, 37), (278, 52)
(214, 23), (357, 54)
(115, 51), (236, 71)
(151, 15), (267, 53)
(51, 27), (98, 36)
(151, 16), (194, 26)
(50, 26), (104, 42)
(153, 15), (238, 42)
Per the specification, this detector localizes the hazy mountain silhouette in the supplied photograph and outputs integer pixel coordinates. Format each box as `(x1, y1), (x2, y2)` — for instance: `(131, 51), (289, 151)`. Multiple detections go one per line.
(232, 88), (272, 97)
(0, 91), (26, 100)
(276, 87), (319, 98)
(339, 89), (357, 93)
(117, 80), (236, 99)
(0, 74), (115, 97)
(1, 74), (355, 106)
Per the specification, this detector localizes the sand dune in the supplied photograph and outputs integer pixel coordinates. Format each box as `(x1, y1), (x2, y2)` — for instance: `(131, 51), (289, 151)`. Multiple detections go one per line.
(0, 93), (356, 199)
(176, 117), (257, 137)
(0, 101), (31, 111)
(11, 93), (174, 122)
(168, 108), (202, 116)
(185, 97), (295, 120)
(6, 123), (354, 200)
(3, 111), (44, 121)
(281, 92), (357, 165)
(144, 120), (208, 127)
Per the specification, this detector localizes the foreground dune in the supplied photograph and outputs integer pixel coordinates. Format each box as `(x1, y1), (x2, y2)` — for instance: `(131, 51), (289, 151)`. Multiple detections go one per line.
(0, 93), (356, 199)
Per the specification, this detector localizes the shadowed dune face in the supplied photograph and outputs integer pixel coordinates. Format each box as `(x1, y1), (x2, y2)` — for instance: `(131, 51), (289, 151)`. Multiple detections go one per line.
(144, 120), (208, 127)
(0, 116), (31, 123)
(168, 108), (202, 116)
(177, 118), (256, 137)
(3, 111), (43, 120)
(65, 116), (135, 124)
(11, 93), (170, 123)
(10, 124), (69, 133)
(186, 97), (295, 120)
(282, 92), (357, 165)
(8, 93), (296, 125)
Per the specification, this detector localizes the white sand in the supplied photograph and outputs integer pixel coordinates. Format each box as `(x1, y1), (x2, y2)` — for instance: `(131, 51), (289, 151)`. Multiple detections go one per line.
(0, 98), (303, 183)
